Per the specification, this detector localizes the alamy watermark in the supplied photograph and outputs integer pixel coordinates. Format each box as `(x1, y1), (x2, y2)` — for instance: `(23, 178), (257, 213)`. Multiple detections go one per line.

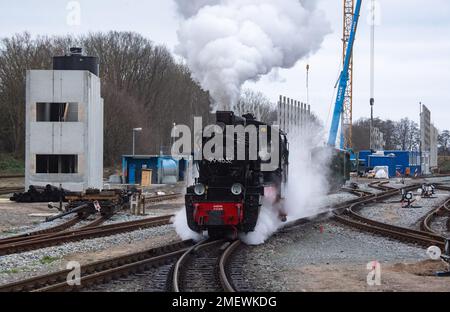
(366, 261), (382, 286)
(171, 117), (281, 172)
(66, 261), (81, 286)
(66, 1), (81, 27)
(366, 0), (382, 26)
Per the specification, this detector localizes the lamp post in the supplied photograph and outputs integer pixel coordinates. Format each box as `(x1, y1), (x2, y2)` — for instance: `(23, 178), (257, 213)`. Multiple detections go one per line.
(132, 128), (143, 156)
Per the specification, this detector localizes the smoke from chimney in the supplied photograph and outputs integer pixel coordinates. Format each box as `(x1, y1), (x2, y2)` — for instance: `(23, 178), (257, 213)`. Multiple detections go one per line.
(174, 0), (330, 111)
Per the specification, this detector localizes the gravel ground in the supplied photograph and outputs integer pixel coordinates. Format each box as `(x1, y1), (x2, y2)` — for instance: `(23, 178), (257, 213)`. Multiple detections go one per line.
(2, 178), (449, 291)
(321, 192), (358, 208)
(0, 214), (78, 239)
(85, 263), (174, 292)
(0, 177), (24, 189)
(0, 196), (184, 286)
(430, 215), (450, 238)
(358, 191), (450, 229)
(0, 201), (53, 227)
(240, 219), (449, 292)
(425, 177), (450, 184)
(0, 224), (180, 285)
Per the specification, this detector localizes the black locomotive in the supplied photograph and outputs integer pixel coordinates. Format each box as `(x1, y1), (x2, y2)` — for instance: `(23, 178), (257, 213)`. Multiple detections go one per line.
(185, 111), (289, 238)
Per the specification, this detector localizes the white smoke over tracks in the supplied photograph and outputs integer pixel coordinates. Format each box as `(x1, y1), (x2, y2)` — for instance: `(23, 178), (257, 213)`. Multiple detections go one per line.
(173, 122), (331, 246)
(241, 122), (331, 246)
(284, 125), (331, 220)
(173, 0), (332, 245)
(174, 0), (330, 111)
(172, 209), (204, 242)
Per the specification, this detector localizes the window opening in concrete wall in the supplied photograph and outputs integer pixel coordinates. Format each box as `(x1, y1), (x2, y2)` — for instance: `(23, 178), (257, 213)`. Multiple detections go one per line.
(36, 103), (78, 122)
(36, 155), (78, 174)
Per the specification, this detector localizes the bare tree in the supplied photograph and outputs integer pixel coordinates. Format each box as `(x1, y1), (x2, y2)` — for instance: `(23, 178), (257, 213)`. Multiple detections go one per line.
(352, 117), (420, 152)
(0, 32), (212, 167)
(393, 118), (420, 151)
(236, 89), (276, 124)
(438, 130), (450, 156)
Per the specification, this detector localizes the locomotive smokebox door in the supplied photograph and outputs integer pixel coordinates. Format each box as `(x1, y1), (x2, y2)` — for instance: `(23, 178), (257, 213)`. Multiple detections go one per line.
(207, 211), (225, 226)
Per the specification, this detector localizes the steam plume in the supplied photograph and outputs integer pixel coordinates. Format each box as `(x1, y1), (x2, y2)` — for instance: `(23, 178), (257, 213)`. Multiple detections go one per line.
(241, 121), (331, 245)
(174, 0), (330, 111)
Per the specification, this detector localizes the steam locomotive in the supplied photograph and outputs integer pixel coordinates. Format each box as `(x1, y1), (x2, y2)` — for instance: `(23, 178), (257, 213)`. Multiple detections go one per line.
(185, 111), (289, 238)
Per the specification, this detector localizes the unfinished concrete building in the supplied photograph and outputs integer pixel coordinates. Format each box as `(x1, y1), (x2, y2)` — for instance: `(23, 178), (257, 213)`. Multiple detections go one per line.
(25, 48), (104, 192)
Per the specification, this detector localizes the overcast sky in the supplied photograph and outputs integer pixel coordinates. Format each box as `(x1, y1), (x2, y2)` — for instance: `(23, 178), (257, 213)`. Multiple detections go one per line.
(0, 0), (449, 130)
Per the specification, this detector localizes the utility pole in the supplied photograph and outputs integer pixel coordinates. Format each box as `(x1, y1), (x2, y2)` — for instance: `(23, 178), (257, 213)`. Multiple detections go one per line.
(419, 102), (423, 171)
(132, 128), (143, 156)
(306, 64), (310, 107)
(369, 0), (375, 150)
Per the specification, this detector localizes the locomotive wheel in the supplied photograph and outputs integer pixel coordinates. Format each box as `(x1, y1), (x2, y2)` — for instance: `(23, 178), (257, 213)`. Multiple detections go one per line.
(243, 197), (260, 232)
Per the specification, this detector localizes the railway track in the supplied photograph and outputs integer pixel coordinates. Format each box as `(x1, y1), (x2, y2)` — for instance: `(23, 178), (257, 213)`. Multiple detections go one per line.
(0, 239), (241, 293)
(2, 183), (443, 293)
(0, 191), (182, 256)
(281, 184), (404, 231)
(368, 180), (396, 191)
(4, 186), (404, 293)
(145, 193), (182, 204)
(0, 240), (194, 292)
(0, 187), (24, 195)
(0, 214), (111, 247)
(170, 239), (239, 292)
(342, 187), (374, 198)
(334, 184), (449, 250)
(0, 214), (173, 256)
(0, 175), (24, 179)
(0, 216), (83, 246)
(421, 197), (450, 235)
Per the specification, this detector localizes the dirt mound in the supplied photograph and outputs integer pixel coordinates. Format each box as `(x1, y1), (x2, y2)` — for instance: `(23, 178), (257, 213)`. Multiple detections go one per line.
(391, 260), (448, 276)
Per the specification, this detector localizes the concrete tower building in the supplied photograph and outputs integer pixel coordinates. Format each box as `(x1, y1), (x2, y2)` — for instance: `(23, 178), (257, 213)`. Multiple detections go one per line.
(25, 48), (104, 192)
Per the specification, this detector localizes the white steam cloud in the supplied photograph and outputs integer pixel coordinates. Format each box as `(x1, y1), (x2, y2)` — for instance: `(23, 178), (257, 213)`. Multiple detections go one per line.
(172, 209), (204, 242)
(241, 122), (331, 245)
(173, 121), (331, 245)
(174, 0), (330, 111)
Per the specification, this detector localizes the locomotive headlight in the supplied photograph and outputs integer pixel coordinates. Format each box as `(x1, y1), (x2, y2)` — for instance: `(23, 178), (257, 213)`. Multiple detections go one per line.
(194, 183), (206, 196)
(258, 150), (271, 161)
(231, 183), (243, 196)
(405, 192), (413, 200)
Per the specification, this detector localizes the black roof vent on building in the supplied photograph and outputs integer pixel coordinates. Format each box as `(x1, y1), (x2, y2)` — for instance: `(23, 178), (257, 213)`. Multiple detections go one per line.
(69, 47), (83, 55)
(53, 47), (99, 77)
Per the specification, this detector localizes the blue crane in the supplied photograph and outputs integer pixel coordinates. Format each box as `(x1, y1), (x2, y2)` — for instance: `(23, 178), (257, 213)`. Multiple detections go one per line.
(327, 0), (363, 147)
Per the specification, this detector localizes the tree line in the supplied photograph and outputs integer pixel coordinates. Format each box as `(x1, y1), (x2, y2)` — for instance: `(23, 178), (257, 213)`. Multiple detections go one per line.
(352, 117), (449, 155)
(0, 32), (214, 167)
(2, 31), (446, 168)
(0, 32), (281, 168)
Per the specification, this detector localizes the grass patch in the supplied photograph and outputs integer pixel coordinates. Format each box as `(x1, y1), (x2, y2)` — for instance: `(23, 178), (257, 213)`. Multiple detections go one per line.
(439, 157), (450, 173)
(39, 256), (60, 265)
(1, 229), (18, 234)
(0, 268), (20, 274)
(0, 154), (24, 175)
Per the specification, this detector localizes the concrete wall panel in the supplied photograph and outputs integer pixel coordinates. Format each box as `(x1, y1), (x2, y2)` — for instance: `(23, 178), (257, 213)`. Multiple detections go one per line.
(29, 123), (84, 154)
(26, 69), (103, 191)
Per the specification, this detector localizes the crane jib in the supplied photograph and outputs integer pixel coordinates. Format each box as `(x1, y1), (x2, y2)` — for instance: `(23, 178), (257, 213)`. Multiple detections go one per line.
(327, 0), (363, 147)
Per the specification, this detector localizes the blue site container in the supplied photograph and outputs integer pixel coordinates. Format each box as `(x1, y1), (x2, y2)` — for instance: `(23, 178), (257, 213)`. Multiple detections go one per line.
(358, 150), (372, 165)
(384, 151), (421, 176)
(361, 150), (422, 177)
(122, 155), (186, 185)
(368, 155), (397, 177)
